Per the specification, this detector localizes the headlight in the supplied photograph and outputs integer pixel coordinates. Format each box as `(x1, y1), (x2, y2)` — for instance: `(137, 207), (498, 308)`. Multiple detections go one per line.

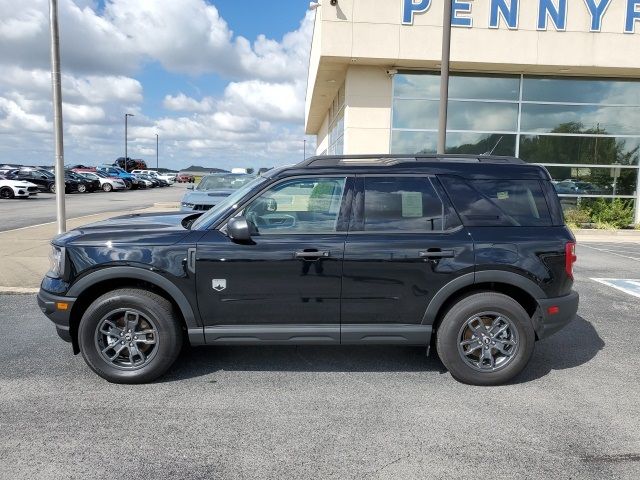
(48, 245), (65, 278)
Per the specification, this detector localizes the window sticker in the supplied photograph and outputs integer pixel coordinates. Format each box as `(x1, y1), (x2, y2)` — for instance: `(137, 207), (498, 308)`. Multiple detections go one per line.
(497, 191), (509, 200)
(401, 191), (423, 217)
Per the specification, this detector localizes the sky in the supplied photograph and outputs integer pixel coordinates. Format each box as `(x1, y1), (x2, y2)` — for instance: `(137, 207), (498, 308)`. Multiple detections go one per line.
(0, 0), (315, 171)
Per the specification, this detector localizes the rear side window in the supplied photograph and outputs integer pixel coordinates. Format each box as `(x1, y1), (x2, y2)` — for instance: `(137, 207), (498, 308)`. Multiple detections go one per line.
(362, 177), (456, 232)
(439, 176), (552, 227)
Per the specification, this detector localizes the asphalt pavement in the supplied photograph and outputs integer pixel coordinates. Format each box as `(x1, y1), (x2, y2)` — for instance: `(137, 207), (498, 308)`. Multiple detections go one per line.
(0, 245), (638, 479)
(0, 184), (187, 231)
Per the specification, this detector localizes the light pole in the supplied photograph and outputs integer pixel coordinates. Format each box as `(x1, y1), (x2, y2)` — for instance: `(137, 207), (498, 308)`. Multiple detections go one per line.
(437, 0), (452, 155)
(303, 139), (307, 160)
(155, 133), (159, 169)
(124, 113), (134, 172)
(48, 0), (66, 234)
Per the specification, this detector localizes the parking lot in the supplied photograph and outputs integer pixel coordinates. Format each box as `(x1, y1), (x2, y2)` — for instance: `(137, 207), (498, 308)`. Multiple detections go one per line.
(0, 184), (187, 231)
(0, 242), (638, 479)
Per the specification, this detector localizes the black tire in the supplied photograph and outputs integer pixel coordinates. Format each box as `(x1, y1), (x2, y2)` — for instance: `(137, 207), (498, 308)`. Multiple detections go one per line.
(78, 288), (183, 384)
(102, 183), (113, 192)
(77, 184), (87, 193)
(49, 183), (56, 194)
(0, 187), (14, 199)
(436, 292), (535, 386)
(124, 180), (132, 190)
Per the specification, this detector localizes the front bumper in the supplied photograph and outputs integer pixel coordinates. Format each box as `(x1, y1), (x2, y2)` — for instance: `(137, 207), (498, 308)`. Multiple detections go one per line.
(535, 290), (579, 340)
(37, 288), (77, 343)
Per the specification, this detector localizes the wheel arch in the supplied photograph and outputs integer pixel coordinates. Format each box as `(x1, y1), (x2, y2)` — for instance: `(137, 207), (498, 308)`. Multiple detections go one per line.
(67, 267), (200, 354)
(424, 271), (545, 341)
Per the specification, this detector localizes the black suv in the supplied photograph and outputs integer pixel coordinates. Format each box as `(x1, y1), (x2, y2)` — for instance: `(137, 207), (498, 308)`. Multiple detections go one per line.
(38, 155), (578, 385)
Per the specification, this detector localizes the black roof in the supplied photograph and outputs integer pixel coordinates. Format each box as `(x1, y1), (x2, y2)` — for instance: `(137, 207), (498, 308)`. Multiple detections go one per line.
(277, 154), (549, 181)
(300, 154), (526, 167)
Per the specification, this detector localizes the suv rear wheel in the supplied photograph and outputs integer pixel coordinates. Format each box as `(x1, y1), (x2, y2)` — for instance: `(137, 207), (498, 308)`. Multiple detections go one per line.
(436, 292), (535, 386)
(78, 289), (183, 384)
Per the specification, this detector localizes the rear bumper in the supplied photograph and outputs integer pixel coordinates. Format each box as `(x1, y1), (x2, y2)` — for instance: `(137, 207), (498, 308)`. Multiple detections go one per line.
(37, 288), (76, 343)
(535, 291), (579, 340)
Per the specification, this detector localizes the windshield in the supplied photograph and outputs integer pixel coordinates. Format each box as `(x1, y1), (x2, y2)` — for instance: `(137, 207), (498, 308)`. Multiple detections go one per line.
(196, 174), (256, 191)
(191, 175), (269, 230)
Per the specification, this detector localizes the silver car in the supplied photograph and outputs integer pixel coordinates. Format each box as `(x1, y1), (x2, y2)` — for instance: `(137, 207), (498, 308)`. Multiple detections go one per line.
(181, 173), (256, 212)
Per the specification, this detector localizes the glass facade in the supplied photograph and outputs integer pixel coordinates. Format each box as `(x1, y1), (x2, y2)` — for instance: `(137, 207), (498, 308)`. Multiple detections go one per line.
(326, 83), (345, 156)
(391, 72), (640, 205)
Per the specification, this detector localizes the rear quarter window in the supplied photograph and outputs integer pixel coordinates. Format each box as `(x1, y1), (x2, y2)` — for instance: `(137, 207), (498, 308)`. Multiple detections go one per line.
(439, 176), (552, 227)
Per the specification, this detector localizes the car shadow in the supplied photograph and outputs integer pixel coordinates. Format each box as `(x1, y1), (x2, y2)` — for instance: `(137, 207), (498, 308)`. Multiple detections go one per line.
(514, 315), (604, 383)
(161, 315), (603, 383)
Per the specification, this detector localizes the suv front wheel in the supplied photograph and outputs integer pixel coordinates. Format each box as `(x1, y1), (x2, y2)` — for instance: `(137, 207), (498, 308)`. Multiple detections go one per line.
(78, 289), (183, 384)
(436, 292), (535, 386)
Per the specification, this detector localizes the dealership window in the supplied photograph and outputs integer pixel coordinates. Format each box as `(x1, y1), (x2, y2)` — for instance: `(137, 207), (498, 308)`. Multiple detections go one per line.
(327, 83), (345, 155)
(391, 72), (640, 207)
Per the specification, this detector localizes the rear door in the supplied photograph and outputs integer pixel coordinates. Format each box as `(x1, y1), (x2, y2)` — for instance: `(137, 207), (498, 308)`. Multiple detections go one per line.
(340, 174), (475, 344)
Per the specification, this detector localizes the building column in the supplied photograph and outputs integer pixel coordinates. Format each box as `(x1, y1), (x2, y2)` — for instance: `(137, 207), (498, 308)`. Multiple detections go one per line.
(343, 66), (393, 155)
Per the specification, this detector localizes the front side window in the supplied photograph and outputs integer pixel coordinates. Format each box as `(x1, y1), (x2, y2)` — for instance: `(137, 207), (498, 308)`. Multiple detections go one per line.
(243, 177), (347, 234)
(362, 177), (448, 232)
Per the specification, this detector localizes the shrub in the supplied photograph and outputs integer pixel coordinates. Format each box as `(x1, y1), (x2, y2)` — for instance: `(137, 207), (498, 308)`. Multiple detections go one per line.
(589, 199), (634, 229)
(564, 207), (591, 226)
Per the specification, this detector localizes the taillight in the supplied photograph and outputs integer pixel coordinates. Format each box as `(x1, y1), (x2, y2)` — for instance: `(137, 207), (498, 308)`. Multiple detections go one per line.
(565, 242), (577, 280)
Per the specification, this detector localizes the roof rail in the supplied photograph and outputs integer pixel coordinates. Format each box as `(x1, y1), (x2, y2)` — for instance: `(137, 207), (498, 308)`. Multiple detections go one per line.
(300, 154), (525, 168)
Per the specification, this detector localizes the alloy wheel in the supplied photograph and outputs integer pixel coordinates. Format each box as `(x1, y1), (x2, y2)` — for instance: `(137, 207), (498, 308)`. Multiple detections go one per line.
(95, 309), (160, 370)
(457, 312), (519, 372)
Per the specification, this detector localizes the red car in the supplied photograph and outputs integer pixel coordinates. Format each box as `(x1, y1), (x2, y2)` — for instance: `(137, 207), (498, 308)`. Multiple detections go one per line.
(176, 173), (195, 183)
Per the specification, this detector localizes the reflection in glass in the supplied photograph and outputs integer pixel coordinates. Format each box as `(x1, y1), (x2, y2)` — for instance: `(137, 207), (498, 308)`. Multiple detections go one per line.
(521, 104), (640, 135)
(394, 72), (519, 101)
(546, 166), (638, 196)
(446, 133), (516, 156)
(523, 77), (640, 105)
(393, 100), (518, 131)
(520, 134), (640, 166)
(448, 101), (518, 131)
(393, 99), (439, 129)
(391, 131), (437, 154)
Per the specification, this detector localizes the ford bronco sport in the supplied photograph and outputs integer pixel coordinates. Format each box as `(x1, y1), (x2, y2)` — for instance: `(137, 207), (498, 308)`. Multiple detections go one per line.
(38, 155), (579, 385)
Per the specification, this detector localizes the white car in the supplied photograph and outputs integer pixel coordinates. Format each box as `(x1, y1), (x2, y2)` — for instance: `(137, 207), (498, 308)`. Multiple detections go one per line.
(0, 176), (39, 199)
(131, 169), (176, 184)
(74, 171), (127, 192)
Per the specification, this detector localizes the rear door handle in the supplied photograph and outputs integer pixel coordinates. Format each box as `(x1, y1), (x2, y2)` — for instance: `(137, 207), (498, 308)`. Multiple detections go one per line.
(420, 249), (455, 259)
(295, 250), (331, 260)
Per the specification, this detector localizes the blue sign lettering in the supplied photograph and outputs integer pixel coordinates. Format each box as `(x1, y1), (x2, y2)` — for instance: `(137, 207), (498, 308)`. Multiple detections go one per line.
(399, 0), (636, 33)
(489, 0), (519, 29)
(402, 0), (432, 25)
(583, 0), (612, 32)
(538, 0), (567, 30)
(451, 0), (473, 27)
(626, 0), (640, 33)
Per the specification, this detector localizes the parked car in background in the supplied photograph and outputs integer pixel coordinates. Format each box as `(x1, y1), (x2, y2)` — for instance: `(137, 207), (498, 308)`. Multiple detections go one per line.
(5, 168), (56, 193)
(180, 173), (256, 212)
(176, 173), (195, 183)
(131, 174), (153, 189)
(66, 171), (99, 193)
(73, 170), (127, 192)
(0, 175), (39, 199)
(131, 170), (176, 184)
(96, 166), (141, 190)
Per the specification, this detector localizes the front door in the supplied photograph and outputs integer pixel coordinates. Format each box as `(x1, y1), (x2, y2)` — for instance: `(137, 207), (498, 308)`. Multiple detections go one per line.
(341, 175), (475, 344)
(196, 176), (353, 344)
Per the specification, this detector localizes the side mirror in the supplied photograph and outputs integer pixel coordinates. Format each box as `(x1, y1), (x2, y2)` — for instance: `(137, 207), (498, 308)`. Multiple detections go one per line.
(227, 216), (252, 243)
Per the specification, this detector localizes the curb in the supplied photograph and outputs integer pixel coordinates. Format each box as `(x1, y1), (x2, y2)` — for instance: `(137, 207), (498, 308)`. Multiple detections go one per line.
(153, 202), (180, 208)
(0, 287), (39, 295)
(573, 229), (640, 237)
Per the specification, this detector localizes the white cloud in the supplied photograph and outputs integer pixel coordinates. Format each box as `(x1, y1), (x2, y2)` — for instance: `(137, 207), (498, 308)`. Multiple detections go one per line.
(163, 93), (215, 113)
(0, 0), (316, 170)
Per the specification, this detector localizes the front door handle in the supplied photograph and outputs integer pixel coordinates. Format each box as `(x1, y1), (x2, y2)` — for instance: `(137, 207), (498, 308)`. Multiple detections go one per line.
(420, 249), (455, 259)
(295, 250), (331, 260)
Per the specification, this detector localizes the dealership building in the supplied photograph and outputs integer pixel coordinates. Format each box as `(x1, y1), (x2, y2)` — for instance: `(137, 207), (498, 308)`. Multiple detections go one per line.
(305, 0), (640, 221)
